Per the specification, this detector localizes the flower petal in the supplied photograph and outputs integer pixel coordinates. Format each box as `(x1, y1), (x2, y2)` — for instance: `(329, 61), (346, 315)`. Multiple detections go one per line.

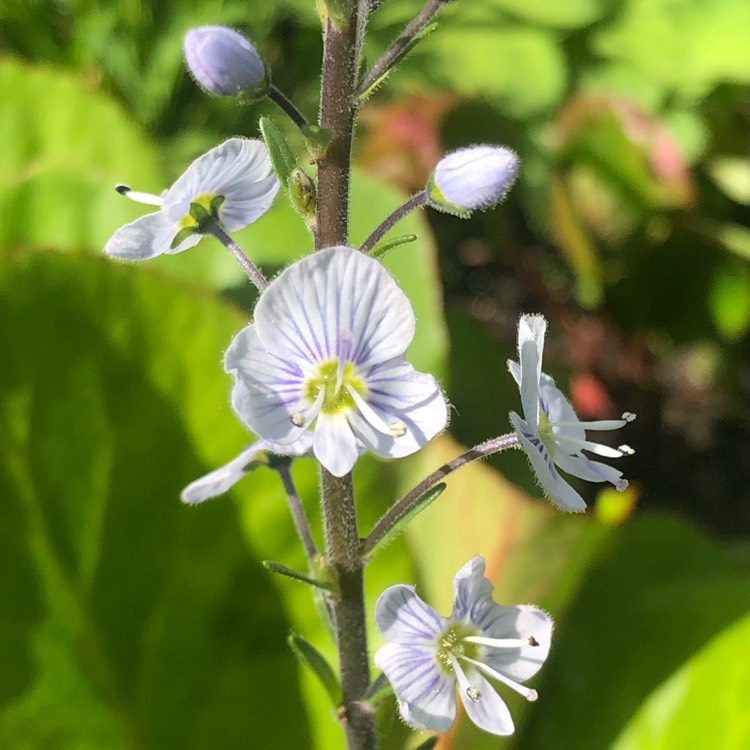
(374, 643), (456, 732)
(253, 246), (416, 370)
(554, 451), (627, 489)
(313, 412), (361, 477)
(180, 443), (266, 504)
(164, 137), (279, 230)
(451, 556), (495, 622)
(350, 361), (447, 458)
(517, 314), (546, 428)
(510, 412), (587, 512)
(539, 375), (586, 444)
(474, 604), (553, 682)
(104, 211), (178, 259)
(376, 584), (445, 643)
(457, 669), (514, 736)
(225, 325), (309, 445)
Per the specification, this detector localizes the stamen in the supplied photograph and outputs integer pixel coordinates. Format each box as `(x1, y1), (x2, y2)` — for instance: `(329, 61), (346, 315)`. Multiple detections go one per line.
(464, 658), (538, 702)
(553, 433), (629, 458)
(335, 331), (353, 393)
(115, 184), (164, 206)
(556, 418), (629, 431)
(447, 654), (482, 706)
(617, 444), (635, 456)
(389, 420), (407, 437)
(346, 385), (398, 436)
(291, 388), (325, 428)
(463, 635), (531, 649)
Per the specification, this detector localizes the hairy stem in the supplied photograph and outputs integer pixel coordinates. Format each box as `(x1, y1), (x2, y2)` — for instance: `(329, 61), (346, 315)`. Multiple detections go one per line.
(360, 192), (427, 253)
(317, 2), (376, 748)
(362, 433), (520, 556)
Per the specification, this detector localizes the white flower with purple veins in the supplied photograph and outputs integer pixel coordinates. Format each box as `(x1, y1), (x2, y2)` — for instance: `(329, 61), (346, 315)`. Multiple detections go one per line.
(224, 246), (448, 477)
(180, 434), (312, 505)
(509, 314), (635, 512)
(105, 137), (279, 260)
(375, 555), (552, 737)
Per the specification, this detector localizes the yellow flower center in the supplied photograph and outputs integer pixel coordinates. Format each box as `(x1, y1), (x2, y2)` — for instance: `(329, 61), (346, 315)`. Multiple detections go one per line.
(304, 359), (366, 415)
(435, 622), (481, 675)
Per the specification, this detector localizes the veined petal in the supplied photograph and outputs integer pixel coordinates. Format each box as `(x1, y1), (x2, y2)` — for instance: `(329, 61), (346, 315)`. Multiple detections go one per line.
(254, 247), (416, 370)
(180, 443), (266, 504)
(104, 211), (177, 259)
(539, 375), (586, 443)
(313, 412), (360, 477)
(350, 367), (447, 459)
(510, 412), (587, 512)
(456, 668), (514, 736)
(476, 604), (553, 682)
(374, 643), (456, 732)
(451, 556), (495, 622)
(225, 325), (309, 444)
(376, 584), (445, 643)
(219, 173), (280, 230)
(180, 433), (313, 504)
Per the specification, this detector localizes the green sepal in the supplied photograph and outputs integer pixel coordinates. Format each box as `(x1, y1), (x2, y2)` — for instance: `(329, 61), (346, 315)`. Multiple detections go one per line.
(356, 22), (439, 103)
(371, 233), (417, 258)
(262, 560), (333, 591)
(170, 225), (199, 250)
(259, 116), (298, 188)
(365, 483), (447, 558)
(426, 175), (472, 219)
(303, 125), (333, 160)
(413, 737), (439, 750)
(288, 634), (342, 707)
(289, 168), (317, 229)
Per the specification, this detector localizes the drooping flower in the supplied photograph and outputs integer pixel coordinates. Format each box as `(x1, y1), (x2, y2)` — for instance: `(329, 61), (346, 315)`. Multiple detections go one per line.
(427, 145), (519, 217)
(183, 26), (268, 101)
(105, 137), (279, 260)
(509, 314), (635, 512)
(375, 555), (552, 737)
(180, 434), (312, 505)
(224, 246), (448, 477)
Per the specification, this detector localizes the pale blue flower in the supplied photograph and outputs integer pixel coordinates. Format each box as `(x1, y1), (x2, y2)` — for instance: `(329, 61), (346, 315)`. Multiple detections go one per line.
(375, 555), (552, 737)
(105, 137), (279, 260)
(181, 434), (312, 505)
(224, 246), (448, 477)
(509, 314), (635, 512)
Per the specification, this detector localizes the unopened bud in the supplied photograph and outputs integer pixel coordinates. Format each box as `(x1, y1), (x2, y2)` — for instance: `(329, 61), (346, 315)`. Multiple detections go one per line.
(427, 145), (519, 217)
(183, 26), (269, 101)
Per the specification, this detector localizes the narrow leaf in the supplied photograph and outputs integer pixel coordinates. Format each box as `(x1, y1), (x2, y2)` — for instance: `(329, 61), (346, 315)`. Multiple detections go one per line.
(365, 672), (393, 705)
(259, 116), (298, 188)
(371, 233), (417, 258)
(288, 634), (342, 707)
(262, 560), (333, 591)
(365, 483), (447, 558)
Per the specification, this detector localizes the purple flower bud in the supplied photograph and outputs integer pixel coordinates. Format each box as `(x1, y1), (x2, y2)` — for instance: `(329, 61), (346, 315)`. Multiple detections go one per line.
(184, 26), (268, 100)
(427, 145), (519, 216)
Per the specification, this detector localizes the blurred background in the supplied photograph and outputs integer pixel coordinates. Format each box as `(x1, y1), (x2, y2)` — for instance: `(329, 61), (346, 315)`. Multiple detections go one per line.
(1, 0), (749, 747)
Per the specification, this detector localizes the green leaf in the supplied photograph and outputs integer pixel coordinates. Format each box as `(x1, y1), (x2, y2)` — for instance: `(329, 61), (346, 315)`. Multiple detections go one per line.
(263, 560), (333, 590)
(611, 611), (750, 750)
(515, 514), (750, 750)
(260, 115), (299, 188)
(0, 252), (312, 747)
(288, 634), (342, 707)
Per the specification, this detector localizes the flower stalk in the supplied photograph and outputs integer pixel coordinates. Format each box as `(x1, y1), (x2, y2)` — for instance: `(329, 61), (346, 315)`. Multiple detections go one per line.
(360, 192), (427, 253)
(317, 1), (377, 747)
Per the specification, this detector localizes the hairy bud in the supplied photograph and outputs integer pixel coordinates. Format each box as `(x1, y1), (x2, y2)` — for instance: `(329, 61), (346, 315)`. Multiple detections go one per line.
(183, 26), (268, 101)
(427, 145), (519, 217)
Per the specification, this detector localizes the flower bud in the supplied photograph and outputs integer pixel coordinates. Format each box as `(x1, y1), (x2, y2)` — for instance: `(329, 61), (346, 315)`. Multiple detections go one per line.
(183, 26), (269, 101)
(427, 145), (519, 217)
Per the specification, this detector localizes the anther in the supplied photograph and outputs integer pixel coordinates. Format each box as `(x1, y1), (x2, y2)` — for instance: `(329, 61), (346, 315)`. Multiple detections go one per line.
(466, 686), (481, 703)
(527, 635), (539, 647)
(622, 412), (636, 423)
(617, 444), (635, 456)
(389, 420), (407, 437)
(291, 413), (306, 427)
(115, 184), (131, 195)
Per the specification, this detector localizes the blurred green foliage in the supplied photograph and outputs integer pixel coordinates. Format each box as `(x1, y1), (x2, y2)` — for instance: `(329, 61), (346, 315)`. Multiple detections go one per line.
(1, 0), (749, 747)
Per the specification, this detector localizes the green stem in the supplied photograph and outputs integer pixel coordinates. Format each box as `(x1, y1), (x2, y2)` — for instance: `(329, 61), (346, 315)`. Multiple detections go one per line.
(360, 192), (427, 253)
(268, 85), (310, 131)
(317, 2), (376, 748)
